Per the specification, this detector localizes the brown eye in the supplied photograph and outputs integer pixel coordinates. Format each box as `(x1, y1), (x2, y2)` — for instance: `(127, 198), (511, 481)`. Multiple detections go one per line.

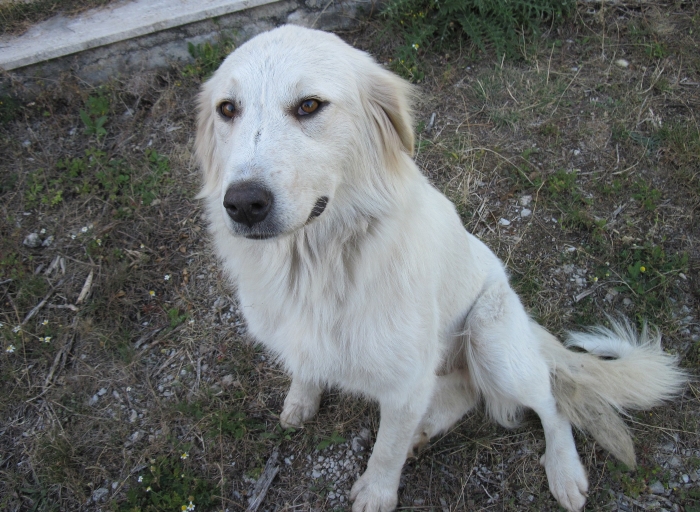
(219, 102), (236, 118)
(298, 99), (319, 116)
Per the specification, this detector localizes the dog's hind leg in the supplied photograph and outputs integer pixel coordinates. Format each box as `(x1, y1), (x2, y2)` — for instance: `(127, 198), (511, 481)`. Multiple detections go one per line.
(280, 378), (323, 428)
(408, 369), (478, 456)
(465, 280), (588, 512)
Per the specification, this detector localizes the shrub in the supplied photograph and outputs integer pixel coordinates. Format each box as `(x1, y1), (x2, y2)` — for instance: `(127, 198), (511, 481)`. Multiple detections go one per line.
(383, 0), (574, 79)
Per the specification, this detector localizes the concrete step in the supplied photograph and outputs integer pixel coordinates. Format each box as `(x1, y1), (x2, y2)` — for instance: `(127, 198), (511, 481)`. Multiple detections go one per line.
(1, 0), (278, 70)
(0, 0), (369, 84)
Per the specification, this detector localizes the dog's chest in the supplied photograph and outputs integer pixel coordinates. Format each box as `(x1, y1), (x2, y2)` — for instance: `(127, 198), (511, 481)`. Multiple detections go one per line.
(238, 268), (435, 396)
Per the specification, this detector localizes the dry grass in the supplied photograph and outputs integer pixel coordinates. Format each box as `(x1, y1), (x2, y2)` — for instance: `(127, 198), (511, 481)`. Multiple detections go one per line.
(1, 2), (699, 511)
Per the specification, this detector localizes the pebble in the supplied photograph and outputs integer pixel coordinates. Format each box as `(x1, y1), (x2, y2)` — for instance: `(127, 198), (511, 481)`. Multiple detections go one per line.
(615, 58), (630, 68)
(649, 481), (665, 494)
(91, 488), (109, 502)
(520, 208), (531, 218)
(498, 218), (511, 226)
(97, 388), (108, 396)
(41, 235), (54, 247)
(519, 195), (532, 207)
(23, 233), (41, 248)
(623, 298), (633, 306)
(682, 474), (689, 483)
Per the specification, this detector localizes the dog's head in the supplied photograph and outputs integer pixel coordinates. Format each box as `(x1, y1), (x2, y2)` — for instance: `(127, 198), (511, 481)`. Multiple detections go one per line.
(195, 25), (415, 240)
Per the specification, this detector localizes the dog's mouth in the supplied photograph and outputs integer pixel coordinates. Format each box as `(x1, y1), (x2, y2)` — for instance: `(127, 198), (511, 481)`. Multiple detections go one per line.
(306, 196), (329, 223)
(244, 233), (276, 240)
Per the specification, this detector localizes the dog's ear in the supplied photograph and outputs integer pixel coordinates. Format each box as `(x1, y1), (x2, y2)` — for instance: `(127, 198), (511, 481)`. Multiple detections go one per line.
(364, 67), (415, 162)
(194, 82), (220, 199)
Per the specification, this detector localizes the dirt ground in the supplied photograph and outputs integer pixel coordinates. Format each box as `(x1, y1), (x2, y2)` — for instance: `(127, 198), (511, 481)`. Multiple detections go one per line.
(1, 2), (699, 511)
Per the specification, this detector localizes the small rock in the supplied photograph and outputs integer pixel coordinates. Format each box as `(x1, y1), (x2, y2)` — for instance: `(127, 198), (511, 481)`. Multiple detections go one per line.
(573, 149), (581, 156)
(623, 298), (633, 307)
(668, 456), (681, 468)
(23, 233), (41, 248)
(615, 59), (630, 68)
(89, 395), (99, 406)
(312, 470), (321, 478)
(649, 481), (665, 495)
(519, 195), (532, 207)
(97, 388), (108, 396)
(92, 488), (109, 502)
(129, 409), (138, 423)
(41, 235), (54, 247)
(682, 474), (689, 483)
(351, 436), (368, 452)
(498, 218), (511, 226)
(520, 208), (531, 218)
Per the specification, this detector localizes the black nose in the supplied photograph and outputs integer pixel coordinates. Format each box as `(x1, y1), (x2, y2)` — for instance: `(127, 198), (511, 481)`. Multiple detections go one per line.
(223, 182), (273, 227)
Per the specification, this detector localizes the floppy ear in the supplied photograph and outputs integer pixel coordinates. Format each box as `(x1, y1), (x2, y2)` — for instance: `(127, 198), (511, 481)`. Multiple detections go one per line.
(363, 67), (416, 165)
(194, 82), (220, 199)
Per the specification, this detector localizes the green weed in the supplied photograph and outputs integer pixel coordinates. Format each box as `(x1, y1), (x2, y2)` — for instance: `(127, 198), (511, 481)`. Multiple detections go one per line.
(316, 430), (346, 451)
(80, 89), (110, 138)
(632, 179), (662, 211)
(183, 39), (235, 79)
(121, 454), (215, 512)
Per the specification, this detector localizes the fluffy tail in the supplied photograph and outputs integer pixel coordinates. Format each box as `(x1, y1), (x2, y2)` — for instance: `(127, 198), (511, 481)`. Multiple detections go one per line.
(534, 318), (687, 468)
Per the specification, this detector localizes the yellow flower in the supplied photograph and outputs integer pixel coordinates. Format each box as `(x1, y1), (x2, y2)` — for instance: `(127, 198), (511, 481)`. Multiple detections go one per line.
(640, 266), (646, 273)
(149, 290), (156, 297)
(181, 452), (189, 460)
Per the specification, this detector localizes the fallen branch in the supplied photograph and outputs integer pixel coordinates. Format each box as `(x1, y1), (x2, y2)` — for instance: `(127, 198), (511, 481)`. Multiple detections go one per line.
(22, 279), (64, 325)
(76, 269), (94, 304)
(246, 450), (279, 512)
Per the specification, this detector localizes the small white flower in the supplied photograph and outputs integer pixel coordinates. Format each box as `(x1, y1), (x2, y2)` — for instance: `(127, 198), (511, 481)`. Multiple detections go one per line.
(180, 452), (189, 460)
(96, 239), (102, 246)
(164, 274), (171, 281)
(140, 244), (145, 249)
(71, 234), (76, 240)
(126, 386), (132, 392)
(40, 228), (46, 234)
(42, 319), (49, 326)
(137, 475), (143, 483)
(6, 345), (15, 354)
(146, 486), (152, 492)
(149, 290), (155, 297)
(43, 336), (51, 343)
(81, 226), (88, 233)
(187, 502), (195, 511)
(13, 325), (21, 333)
(188, 319), (194, 325)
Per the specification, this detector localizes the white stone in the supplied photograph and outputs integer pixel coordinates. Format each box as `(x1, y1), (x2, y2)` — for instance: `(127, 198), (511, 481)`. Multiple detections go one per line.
(498, 218), (511, 226)
(615, 59), (630, 68)
(520, 208), (531, 218)
(519, 195), (532, 207)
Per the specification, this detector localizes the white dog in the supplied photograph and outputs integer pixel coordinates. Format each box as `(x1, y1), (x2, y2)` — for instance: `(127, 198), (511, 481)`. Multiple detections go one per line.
(195, 25), (686, 511)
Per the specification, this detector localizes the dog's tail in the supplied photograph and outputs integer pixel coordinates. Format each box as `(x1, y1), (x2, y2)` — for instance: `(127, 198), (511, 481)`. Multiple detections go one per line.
(534, 318), (687, 468)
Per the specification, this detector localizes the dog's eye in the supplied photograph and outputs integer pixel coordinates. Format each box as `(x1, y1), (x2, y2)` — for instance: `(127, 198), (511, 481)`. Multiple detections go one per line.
(219, 102), (236, 119)
(298, 99), (320, 116)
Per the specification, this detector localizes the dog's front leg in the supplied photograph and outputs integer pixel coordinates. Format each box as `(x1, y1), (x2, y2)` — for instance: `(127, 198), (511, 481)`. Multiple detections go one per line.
(280, 378), (322, 429)
(351, 382), (433, 512)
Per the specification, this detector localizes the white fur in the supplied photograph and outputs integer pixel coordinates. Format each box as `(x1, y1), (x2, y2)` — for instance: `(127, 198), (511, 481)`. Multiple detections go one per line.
(195, 26), (686, 512)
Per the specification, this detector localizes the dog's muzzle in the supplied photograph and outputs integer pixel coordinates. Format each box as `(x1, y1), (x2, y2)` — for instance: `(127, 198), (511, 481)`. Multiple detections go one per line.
(307, 196), (329, 222)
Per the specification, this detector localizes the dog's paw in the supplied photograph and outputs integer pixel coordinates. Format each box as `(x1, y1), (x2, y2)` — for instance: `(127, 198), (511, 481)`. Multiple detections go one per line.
(279, 394), (320, 429)
(350, 472), (398, 512)
(540, 452), (589, 512)
(406, 430), (429, 458)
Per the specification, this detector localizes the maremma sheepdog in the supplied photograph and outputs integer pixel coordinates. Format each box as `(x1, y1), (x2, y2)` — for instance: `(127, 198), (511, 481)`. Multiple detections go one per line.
(195, 25), (686, 512)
